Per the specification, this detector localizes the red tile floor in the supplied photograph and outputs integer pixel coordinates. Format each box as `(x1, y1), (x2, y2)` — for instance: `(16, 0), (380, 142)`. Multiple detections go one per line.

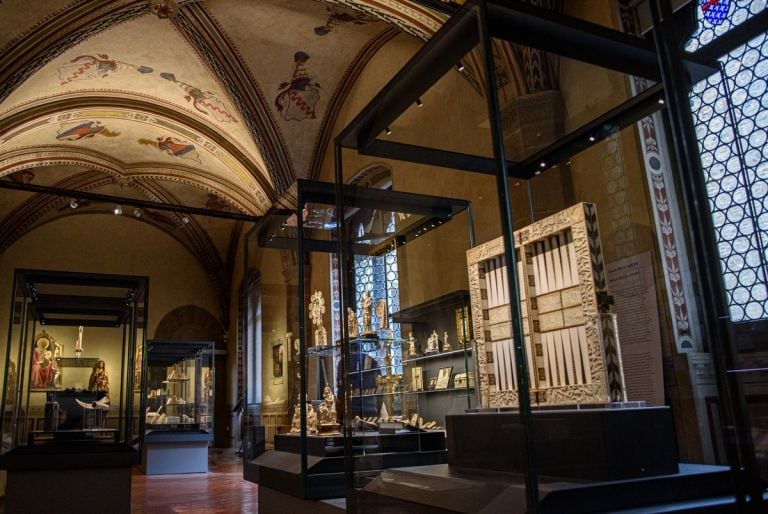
(130, 449), (259, 514)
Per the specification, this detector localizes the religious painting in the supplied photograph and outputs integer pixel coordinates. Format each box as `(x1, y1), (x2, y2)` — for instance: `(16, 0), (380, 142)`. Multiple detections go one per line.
(272, 343), (284, 384)
(138, 136), (201, 162)
(435, 366), (453, 390)
(160, 73), (237, 123)
(56, 120), (120, 141)
(275, 51), (320, 121)
(314, 6), (377, 36)
(410, 366), (423, 392)
(30, 331), (58, 389)
(58, 54), (152, 85)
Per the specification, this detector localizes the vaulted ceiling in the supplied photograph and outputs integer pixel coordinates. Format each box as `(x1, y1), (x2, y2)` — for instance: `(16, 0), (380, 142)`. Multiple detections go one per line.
(0, 0), (465, 314)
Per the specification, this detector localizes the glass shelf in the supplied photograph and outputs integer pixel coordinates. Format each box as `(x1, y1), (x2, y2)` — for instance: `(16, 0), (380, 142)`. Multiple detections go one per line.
(351, 390), (404, 398)
(405, 387), (475, 395)
(402, 347), (472, 364)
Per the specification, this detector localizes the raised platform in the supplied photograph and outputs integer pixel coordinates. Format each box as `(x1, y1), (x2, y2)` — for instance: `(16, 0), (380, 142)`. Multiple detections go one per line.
(447, 407), (678, 479)
(246, 429), (448, 500)
(352, 463), (733, 513)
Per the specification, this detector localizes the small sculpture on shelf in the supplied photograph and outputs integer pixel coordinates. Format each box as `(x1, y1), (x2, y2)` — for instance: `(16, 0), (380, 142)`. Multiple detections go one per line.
(289, 398), (318, 434)
(407, 332), (418, 358)
(308, 290), (328, 347)
(376, 299), (391, 338)
(347, 307), (359, 338)
(425, 330), (440, 354)
(442, 331), (451, 352)
(318, 386), (341, 435)
(88, 359), (109, 394)
(360, 290), (375, 337)
(74, 325), (84, 358)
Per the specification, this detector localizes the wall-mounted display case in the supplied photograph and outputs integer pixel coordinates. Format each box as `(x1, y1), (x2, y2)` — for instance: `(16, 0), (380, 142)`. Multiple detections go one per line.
(140, 340), (214, 474)
(0, 269), (147, 514)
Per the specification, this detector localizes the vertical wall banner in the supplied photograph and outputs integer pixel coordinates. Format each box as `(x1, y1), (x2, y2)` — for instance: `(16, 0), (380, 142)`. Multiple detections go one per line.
(606, 251), (664, 406)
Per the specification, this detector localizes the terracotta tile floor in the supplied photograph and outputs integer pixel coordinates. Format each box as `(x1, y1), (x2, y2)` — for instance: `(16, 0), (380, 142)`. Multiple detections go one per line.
(131, 449), (259, 514)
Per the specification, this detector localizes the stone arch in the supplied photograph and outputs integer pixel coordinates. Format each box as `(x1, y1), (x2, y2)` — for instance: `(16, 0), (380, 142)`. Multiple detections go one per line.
(154, 304), (225, 349)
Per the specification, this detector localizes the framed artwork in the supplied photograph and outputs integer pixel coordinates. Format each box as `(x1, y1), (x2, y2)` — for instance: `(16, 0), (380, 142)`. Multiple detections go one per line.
(428, 377), (438, 390)
(435, 366), (453, 390)
(272, 343), (284, 384)
(411, 366), (423, 392)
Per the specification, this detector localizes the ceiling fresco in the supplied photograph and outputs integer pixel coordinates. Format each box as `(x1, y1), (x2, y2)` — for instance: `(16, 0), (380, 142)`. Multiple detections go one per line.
(0, 0), (489, 317)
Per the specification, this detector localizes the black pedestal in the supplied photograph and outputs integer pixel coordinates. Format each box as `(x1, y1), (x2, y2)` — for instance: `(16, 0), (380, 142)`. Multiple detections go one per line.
(447, 407), (678, 480)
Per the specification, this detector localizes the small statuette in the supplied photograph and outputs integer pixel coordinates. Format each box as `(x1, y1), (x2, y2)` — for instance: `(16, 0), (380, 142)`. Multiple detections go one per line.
(376, 299), (389, 336)
(75, 325), (84, 358)
(318, 386), (341, 435)
(425, 330), (439, 354)
(407, 332), (417, 358)
(308, 290), (328, 347)
(347, 307), (359, 338)
(442, 331), (451, 352)
(360, 290), (375, 337)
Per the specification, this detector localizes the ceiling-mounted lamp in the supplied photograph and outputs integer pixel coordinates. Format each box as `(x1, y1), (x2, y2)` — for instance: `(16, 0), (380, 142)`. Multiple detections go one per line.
(385, 127), (392, 135)
(588, 135), (596, 143)
(416, 98), (423, 107)
(457, 63), (465, 72)
(69, 198), (78, 209)
(181, 214), (190, 224)
(113, 205), (123, 216)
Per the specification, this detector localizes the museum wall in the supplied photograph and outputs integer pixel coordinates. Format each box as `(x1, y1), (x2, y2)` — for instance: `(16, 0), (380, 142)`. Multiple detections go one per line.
(0, 213), (222, 402)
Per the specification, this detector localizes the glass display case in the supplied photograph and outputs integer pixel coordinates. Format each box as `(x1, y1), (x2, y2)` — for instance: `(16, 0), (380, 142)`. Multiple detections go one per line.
(0, 269), (147, 512)
(334, 185), (475, 492)
(243, 180), (475, 500)
(140, 340), (214, 474)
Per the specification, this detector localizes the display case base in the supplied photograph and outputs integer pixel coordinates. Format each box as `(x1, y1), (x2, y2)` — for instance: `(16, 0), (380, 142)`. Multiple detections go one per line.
(352, 463), (734, 514)
(4, 464), (132, 514)
(140, 431), (212, 474)
(274, 429), (445, 457)
(447, 407), (678, 480)
(245, 447), (448, 500)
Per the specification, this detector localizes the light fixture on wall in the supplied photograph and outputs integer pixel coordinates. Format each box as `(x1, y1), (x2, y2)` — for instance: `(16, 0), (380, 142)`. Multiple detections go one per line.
(133, 208), (142, 218)
(457, 63), (465, 72)
(69, 198), (78, 209)
(416, 98), (423, 107)
(385, 127), (392, 135)
(113, 205), (123, 216)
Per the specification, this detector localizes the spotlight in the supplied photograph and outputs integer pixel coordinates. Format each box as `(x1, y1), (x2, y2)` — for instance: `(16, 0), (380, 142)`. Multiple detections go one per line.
(539, 161), (546, 168)
(457, 63), (465, 72)
(658, 98), (665, 105)
(535, 170), (541, 176)
(69, 198), (78, 209)
(181, 214), (190, 224)
(588, 135), (596, 142)
(113, 205), (123, 216)
(133, 208), (142, 218)
(416, 98), (423, 107)
(385, 127), (392, 135)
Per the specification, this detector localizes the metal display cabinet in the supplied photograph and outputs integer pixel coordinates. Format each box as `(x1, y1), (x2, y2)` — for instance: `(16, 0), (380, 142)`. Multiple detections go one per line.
(0, 269), (147, 514)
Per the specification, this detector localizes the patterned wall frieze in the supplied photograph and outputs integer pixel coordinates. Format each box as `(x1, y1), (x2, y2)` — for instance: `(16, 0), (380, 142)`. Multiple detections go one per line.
(618, 0), (699, 352)
(174, 3), (296, 194)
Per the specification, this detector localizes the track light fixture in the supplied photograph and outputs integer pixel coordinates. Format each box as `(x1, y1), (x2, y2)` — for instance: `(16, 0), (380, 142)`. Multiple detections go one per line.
(113, 205), (123, 216)
(416, 98), (423, 107)
(69, 198), (78, 209)
(385, 127), (392, 135)
(588, 135), (596, 142)
(457, 63), (465, 72)
(181, 214), (190, 224)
